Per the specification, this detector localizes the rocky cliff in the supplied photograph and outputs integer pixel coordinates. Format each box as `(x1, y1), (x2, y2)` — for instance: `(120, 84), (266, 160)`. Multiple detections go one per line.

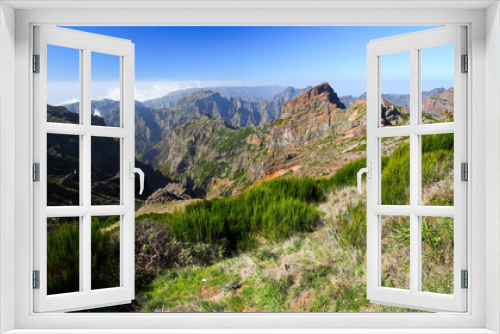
(270, 83), (347, 148)
(422, 87), (454, 123)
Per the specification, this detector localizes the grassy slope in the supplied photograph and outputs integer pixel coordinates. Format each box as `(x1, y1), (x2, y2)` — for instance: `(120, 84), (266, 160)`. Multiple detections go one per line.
(49, 133), (454, 312)
(130, 133), (454, 312)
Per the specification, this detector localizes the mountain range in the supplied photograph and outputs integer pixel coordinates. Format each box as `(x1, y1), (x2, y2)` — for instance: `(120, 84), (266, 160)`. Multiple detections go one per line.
(141, 85), (303, 109)
(52, 83), (453, 202)
(339, 87), (448, 110)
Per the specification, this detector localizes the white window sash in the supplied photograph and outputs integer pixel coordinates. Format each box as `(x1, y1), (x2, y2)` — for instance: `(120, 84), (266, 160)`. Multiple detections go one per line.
(366, 26), (467, 312)
(32, 26), (136, 313)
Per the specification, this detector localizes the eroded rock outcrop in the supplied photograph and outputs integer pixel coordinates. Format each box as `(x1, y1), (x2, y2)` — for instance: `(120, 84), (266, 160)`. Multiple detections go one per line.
(144, 182), (197, 206)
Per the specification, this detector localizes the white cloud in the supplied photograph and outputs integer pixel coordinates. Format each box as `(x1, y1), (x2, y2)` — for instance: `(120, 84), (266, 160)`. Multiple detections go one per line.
(59, 98), (80, 105)
(93, 108), (102, 117)
(104, 87), (121, 101)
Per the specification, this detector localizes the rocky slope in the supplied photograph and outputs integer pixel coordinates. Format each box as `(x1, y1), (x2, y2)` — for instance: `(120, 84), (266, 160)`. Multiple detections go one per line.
(422, 87), (454, 123)
(270, 82), (346, 148)
(46, 105), (169, 206)
(143, 181), (197, 206)
(145, 82), (408, 199)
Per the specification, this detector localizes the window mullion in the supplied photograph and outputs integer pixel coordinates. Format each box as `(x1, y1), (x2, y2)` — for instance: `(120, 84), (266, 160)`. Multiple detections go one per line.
(409, 47), (420, 295)
(82, 47), (92, 294)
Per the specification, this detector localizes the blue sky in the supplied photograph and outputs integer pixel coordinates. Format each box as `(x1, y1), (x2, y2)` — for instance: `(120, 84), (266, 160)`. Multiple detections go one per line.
(47, 26), (453, 105)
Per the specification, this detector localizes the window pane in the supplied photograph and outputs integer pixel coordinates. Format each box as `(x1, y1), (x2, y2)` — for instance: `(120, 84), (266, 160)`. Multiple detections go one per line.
(91, 216), (121, 290)
(381, 136), (410, 205)
(421, 45), (454, 124)
(381, 215), (410, 290)
(47, 134), (80, 206)
(47, 217), (80, 295)
(380, 52), (410, 127)
(421, 216), (454, 294)
(47, 45), (80, 124)
(421, 133), (454, 206)
(91, 52), (121, 127)
(91, 137), (121, 205)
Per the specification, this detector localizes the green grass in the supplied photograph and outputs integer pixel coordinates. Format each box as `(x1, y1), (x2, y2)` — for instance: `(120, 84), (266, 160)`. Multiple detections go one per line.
(47, 217), (120, 295)
(59, 131), (455, 312)
(136, 177), (324, 252)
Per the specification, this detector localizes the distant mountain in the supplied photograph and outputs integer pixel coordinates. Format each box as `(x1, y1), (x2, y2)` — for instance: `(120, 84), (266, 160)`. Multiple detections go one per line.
(340, 88), (447, 110)
(64, 99), (121, 126)
(141, 85), (289, 110)
(62, 86), (309, 162)
(151, 86), (311, 132)
(154, 90), (277, 130)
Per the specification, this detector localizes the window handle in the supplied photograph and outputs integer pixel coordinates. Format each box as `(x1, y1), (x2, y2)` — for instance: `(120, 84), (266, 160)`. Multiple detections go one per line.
(357, 162), (372, 195)
(129, 162), (145, 195)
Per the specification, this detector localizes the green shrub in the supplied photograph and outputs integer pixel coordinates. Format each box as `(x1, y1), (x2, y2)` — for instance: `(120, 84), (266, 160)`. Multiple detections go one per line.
(47, 217), (120, 295)
(136, 177), (323, 252)
(335, 201), (367, 250)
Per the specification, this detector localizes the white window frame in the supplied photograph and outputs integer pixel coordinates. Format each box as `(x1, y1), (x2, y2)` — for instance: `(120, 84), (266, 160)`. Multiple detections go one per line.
(33, 26), (136, 313)
(366, 26), (467, 312)
(1, 1), (498, 333)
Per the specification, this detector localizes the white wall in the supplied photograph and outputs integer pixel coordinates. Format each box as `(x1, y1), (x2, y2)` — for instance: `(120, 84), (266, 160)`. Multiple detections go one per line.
(486, 2), (500, 332)
(0, 2), (16, 333)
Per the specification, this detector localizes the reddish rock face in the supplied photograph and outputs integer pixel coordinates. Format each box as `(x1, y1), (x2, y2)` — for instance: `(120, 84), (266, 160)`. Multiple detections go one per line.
(281, 82), (345, 116)
(271, 82), (347, 148)
(422, 87), (454, 123)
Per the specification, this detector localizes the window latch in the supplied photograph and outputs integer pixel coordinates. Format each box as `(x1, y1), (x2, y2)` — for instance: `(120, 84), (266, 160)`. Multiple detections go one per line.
(357, 161), (372, 194)
(129, 162), (145, 195)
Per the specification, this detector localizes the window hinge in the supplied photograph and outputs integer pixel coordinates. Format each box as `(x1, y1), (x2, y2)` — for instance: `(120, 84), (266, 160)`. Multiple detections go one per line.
(33, 163), (40, 182)
(461, 270), (468, 289)
(33, 54), (40, 73)
(461, 162), (468, 182)
(461, 54), (468, 73)
(33, 270), (40, 289)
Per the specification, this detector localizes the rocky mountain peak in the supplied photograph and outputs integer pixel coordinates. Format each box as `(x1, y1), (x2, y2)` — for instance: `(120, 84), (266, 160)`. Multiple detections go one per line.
(281, 82), (345, 117)
(308, 82), (345, 107)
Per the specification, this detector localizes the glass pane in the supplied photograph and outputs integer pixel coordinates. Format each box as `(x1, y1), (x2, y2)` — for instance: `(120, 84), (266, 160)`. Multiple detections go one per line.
(91, 52), (121, 127)
(381, 215), (410, 289)
(381, 136), (410, 205)
(421, 45), (454, 124)
(421, 133), (454, 206)
(421, 216), (454, 294)
(91, 136), (121, 205)
(47, 217), (80, 295)
(47, 45), (80, 124)
(47, 134), (80, 206)
(380, 52), (410, 127)
(91, 216), (121, 290)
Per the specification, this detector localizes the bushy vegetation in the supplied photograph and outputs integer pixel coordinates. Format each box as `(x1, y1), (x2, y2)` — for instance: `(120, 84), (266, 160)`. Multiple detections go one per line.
(47, 219), (80, 295)
(335, 200), (367, 250)
(136, 177), (324, 252)
(47, 217), (120, 295)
